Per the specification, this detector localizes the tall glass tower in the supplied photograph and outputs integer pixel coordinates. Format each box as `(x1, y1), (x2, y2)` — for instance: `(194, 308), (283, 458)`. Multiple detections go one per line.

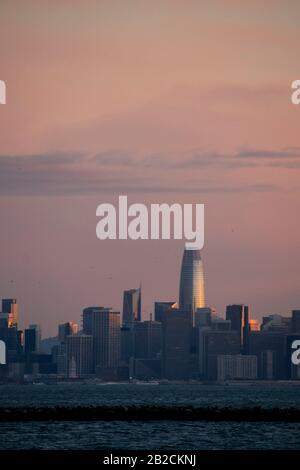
(179, 248), (205, 317)
(122, 287), (141, 325)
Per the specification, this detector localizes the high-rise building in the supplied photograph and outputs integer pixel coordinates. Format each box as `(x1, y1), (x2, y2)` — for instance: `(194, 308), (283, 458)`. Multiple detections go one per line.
(211, 318), (232, 331)
(261, 350), (274, 380)
(217, 354), (257, 381)
(120, 324), (134, 364)
(161, 308), (192, 380)
(134, 320), (162, 360)
(82, 306), (103, 335)
(52, 343), (67, 377)
(122, 287), (141, 325)
(248, 331), (286, 379)
(0, 323), (20, 359)
(1, 298), (18, 327)
(154, 302), (177, 323)
(291, 310), (300, 333)
(249, 319), (260, 332)
(25, 324), (41, 353)
(261, 314), (291, 333)
(58, 321), (79, 343)
(66, 333), (93, 378)
(226, 304), (250, 351)
(199, 329), (240, 381)
(83, 307), (120, 372)
(179, 249), (205, 323)
(194, 307), (212, 327)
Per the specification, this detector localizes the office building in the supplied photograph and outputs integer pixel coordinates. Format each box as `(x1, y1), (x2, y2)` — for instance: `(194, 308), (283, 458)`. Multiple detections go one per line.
(122, 287), (141, 325)
(249, 319), (260, 332)
(134, 320), (162, 359)
(248, 331), (286, 379)
(131, 358), (161, 380)
(162, 308), (191, 380)
(1, 298), (18, 327)
(84, 307), (120, 372)
(179, 249), (205, 322)
(154, 302), (177, 323)
(58, 321), (79, 343)
(292, 310), (300, 333)
(261, 350), (274, 380)
(200, 329), (240, 381)
(226, 304), (250, 351)
(52, 343), (67, 377)
(25, 324), (41, 353)
(66, 333), (93, 378)
(211, 318), (232, 331)
(194, 307), (212, 327)
(82, 306), (103, 335)
(0, 324), (20, 359)
(261, 314), (291, 333)
(217, 354), (257, 381)
(120, 324), (134, 364)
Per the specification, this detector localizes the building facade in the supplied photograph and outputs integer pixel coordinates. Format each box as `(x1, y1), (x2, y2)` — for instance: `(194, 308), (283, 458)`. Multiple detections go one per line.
(217, 354), (257, 381)
(122, 287), (141, 325)
(66, 333), (93, 378)
(179, 249), (205, 322)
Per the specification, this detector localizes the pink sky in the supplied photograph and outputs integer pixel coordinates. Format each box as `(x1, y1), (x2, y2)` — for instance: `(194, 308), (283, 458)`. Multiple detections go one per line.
(0, 1), (300, 336)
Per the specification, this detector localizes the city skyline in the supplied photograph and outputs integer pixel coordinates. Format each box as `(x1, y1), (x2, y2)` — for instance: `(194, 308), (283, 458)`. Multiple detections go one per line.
(1, 291), (300, 382)
(1, 0), (300, 458)
(0, 242), (299, 337)
(1, 1), (300, 336)
(0, 245), (297, 341)
(1, 245), (300, 382)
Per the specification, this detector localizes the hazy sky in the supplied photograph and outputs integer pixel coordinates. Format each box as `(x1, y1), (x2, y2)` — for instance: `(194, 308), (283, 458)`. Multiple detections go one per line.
(0, 1), (300, 336)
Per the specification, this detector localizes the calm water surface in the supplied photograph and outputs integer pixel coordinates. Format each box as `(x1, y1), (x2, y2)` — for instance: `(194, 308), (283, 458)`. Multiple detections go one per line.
(0, 383), (299, 449)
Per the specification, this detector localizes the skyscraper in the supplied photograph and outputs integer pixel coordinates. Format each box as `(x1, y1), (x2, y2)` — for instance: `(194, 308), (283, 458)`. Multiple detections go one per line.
(25, 324), (41, 353)
(248, 331), (286, 379)
(200, 329), (240, 380)
(154, 301), (177, 323)
(82, 306), (102, 335)
(292, 310), (300, 333)
(1, 298), (18, 327)
(122, 287), (141, 325)
(66, 332), (93, 378)
(134, 320), (162, 360)
(179, 249), (205, 321)
(226, 304), (250, 352)
(58, 321), (79, 343)
(83, 307), (120, 372)
(161, 308), (192, 380)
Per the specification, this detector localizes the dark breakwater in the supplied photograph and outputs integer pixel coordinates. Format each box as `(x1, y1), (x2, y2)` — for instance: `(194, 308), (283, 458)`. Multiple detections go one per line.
(1, 405), (300, 422)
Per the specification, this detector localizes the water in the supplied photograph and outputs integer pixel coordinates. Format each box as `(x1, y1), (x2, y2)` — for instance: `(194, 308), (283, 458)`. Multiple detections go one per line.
(1, 382), (300, 408)
(1, 421), (300, 450)
(0, 383), (300, 449)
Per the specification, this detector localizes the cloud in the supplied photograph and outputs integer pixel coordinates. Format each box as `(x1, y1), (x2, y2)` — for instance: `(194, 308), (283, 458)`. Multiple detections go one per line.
(175, 148), (300, 170)
(0, 150), (285, 196)
(93, 151), (134, 166)
(237, 148), (300, 159)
